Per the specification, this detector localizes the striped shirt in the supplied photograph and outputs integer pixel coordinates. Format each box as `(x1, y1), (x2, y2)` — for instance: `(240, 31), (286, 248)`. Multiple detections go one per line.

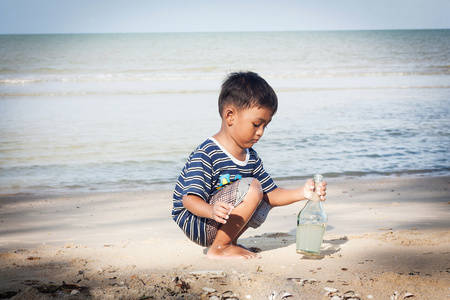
(172, 137), (277, 246)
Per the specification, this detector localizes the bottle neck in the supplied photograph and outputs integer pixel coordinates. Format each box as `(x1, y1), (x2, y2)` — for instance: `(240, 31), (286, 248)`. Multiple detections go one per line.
(309, 175), (323, 202)
(308, 180), (322, 202)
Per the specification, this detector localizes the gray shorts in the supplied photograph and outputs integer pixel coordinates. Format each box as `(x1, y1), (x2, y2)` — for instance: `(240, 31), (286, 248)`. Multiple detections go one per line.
(205, 177), (272, 246)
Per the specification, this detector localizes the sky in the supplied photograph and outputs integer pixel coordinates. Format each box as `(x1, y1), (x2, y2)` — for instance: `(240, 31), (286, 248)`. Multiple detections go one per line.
(1, 0), (450, 34)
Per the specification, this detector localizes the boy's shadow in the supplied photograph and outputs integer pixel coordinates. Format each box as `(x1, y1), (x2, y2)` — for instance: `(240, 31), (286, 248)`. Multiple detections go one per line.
(204, 226), (347, 259)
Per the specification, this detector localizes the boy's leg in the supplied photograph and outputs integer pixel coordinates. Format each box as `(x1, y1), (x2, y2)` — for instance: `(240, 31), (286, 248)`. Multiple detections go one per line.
(233, 197), (272, 252)
(207, 179), (263, 259)
(232, 224), (249, 245)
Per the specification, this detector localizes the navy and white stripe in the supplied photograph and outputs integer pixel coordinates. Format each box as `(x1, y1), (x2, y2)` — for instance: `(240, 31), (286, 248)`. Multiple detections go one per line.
(172, 138), (277, 246)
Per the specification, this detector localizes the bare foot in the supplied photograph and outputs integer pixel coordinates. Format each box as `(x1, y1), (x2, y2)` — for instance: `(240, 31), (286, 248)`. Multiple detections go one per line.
(207, 244), (261, 260)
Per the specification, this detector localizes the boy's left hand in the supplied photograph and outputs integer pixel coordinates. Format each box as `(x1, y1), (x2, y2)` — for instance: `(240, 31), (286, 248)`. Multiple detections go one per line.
(302, 179), (327, 201)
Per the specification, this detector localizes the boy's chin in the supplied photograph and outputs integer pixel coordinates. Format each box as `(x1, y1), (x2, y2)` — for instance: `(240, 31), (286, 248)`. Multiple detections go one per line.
(249, 140), (259, 147)
(238, 140), (257, 149)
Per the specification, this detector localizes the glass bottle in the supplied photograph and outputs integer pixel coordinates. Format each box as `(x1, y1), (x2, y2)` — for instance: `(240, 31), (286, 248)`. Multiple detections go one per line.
(296, 174), (327, 256)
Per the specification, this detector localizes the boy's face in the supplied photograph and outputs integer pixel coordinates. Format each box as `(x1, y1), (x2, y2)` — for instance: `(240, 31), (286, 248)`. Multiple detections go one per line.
(228, 106), (273, 149)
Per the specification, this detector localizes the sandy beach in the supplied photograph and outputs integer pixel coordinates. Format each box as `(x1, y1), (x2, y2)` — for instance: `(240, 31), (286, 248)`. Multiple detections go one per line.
(0, 176), (449, 299)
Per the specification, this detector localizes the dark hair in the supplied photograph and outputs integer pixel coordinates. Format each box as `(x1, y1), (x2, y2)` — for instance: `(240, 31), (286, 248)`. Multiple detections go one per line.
(218, 71), (278, 117)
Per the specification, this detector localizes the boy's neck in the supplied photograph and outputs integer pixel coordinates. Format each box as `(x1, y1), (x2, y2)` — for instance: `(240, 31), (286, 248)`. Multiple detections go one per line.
(212, 131), (247, 162)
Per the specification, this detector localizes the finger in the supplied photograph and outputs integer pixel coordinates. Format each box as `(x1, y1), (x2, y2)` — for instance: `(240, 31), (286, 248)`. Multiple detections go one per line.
(214, 212), (229, 224)
(317, 184), (327, 194)
(224, 204), (235, 215)
(318, 188), (327, 195)
(216, 217), (227, 224)
(217, 201), (233, 212)
(215, 205), (228, 215)
(214, 203), (229, 215)
(214, 209), (230, 220)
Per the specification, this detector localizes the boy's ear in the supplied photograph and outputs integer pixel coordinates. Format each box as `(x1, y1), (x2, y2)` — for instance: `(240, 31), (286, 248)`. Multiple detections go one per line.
(224, 107), (236, 126)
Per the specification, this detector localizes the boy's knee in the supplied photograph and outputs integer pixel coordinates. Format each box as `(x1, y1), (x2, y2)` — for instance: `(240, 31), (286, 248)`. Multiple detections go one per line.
(250, 178), (263, 193)
(236, 177), (263, 207)
(247, 179), (263, 202)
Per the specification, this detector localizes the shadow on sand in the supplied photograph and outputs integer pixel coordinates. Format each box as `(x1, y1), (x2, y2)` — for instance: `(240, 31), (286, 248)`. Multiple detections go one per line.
(204, 226), (348, 259)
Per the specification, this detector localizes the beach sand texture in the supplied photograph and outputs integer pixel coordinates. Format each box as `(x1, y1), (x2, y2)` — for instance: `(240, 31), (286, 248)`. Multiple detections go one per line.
(0, 176), (449, 299)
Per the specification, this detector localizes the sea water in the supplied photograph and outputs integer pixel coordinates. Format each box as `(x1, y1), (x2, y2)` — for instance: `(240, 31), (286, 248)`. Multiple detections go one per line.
(0, 30), (449, 194)
(296, 224), (326, 255)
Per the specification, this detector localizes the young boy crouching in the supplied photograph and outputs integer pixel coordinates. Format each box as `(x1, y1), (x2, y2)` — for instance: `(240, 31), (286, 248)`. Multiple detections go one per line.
(172, 71), (326, 259)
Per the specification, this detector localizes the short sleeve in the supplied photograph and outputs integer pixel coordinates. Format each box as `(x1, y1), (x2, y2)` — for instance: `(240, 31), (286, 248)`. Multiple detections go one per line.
(251, 150), (277, 193)
(181, 149), (213, 201)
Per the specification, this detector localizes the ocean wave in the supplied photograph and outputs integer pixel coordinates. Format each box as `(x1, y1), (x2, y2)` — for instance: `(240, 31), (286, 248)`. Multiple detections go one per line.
(1, 84), (448, 98)
(0, 73), (222, 84)
(1, 69), (449, 85)
(0, 89), (219, 97)
(0, 86), (450, 97)
(274, 85), (450, 93)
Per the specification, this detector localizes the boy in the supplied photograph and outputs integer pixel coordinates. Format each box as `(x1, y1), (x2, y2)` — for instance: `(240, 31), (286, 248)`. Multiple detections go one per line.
(172, 71), (326, 259)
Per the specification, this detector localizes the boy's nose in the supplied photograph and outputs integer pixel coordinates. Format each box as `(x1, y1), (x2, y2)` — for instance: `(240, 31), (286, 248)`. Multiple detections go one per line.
(256, 127), (264, 136)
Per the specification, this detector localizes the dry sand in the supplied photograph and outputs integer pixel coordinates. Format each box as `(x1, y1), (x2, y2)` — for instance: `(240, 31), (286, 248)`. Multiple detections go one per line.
(0, 176), (449, 299)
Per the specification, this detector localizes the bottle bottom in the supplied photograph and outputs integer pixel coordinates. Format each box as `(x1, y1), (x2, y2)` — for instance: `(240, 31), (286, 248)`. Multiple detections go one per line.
(296, 249), (320, 255)
(296, 224), (326, 255)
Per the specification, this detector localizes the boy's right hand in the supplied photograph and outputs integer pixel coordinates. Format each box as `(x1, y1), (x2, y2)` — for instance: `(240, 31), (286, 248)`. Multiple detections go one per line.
(212, 201), (234, 224)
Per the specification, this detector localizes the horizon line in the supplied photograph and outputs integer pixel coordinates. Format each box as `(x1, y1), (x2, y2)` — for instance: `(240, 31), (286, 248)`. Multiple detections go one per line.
(1, 28), (449, 36)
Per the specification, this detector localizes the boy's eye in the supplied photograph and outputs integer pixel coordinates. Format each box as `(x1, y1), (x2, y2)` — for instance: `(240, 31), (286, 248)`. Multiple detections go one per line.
(253, 123), (268, 130)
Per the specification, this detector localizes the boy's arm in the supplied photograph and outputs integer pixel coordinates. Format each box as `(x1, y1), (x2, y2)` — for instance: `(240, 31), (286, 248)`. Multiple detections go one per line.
(264, 180), (327, 206)
(182, 194), (233, 224)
